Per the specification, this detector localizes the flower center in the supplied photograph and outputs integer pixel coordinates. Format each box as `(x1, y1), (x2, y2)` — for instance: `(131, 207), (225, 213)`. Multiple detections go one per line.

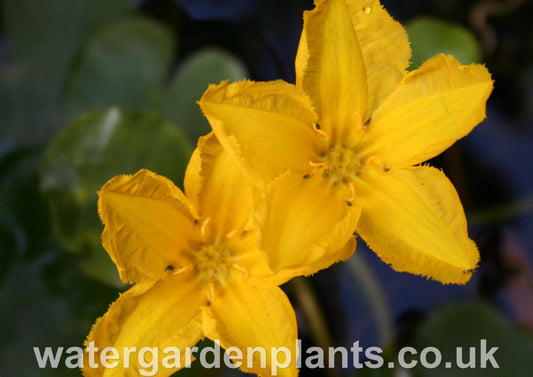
(169, 219), (252, 305)
(307, 145), (364, 203)
(194, 243), (233, 284)
(320, 145), (363, 185)
(309, 144), (389, 203)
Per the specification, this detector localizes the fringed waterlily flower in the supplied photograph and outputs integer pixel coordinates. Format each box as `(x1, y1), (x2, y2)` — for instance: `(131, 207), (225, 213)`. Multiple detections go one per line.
(199, 0), (493, 284)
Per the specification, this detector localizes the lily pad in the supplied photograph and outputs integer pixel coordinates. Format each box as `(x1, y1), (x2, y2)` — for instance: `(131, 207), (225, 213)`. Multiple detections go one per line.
(66, 16), (175, 120)
(159, 48), (248, 142)
(407, 17), (481, 69)
(0, 0), (133, 146)
(40, 108), (192, 286)
(412, 301), (533, 377)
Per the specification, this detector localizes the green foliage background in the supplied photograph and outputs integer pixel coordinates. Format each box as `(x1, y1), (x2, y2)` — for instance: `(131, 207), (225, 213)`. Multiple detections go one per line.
(1, 0), (532, 376)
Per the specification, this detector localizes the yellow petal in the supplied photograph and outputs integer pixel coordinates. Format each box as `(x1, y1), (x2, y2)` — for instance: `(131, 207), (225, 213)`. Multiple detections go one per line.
(256, 170), (361, 284)
(230, 231), (274, 279)
(82, 273), (205, 377)
(345, 0), (410, 113)
(367, 54), (493, 167)
(356, 165), (479, 284)
(192, 133), (259, 239)
(199, 79), (320, 188)
(294, 22), (309, 90)
(205, 278), (298, 377)
(183, 134), (204, 208)
(298, 0), (409, 140)
(98, 169), (198, 283)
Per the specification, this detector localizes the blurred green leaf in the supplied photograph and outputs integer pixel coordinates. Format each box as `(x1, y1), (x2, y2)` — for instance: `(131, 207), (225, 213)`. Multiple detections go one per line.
(406, 17), (481, 69)
(40, 108), (192, 286)
(413, 301), (533, 377)
(79, 244), (127, 288)
(0, 0), (133, 146)
(0, 259), (86, 377)
(0, 247), (120, 377)
(0, 146), (53, 285)
(2, 0), (133, 75)
(66, 15), (175, 120)
(159, 48), (248, 142)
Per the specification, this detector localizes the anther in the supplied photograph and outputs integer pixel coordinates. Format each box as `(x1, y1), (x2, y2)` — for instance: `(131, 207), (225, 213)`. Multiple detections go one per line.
(200, 217), (211, 237)
(232, 264), (250, 279)
(173, 264), (194, 275)
(313, 123), (330, 140)
(207, 282), (215, 304)
(309, 160), (329, 169)
(463, 269), (475, 274)
(226, 229), (240, 239)
(346, 181), (356, 202)
(366, 156), (389, 171)
(354, 112), (364, 132)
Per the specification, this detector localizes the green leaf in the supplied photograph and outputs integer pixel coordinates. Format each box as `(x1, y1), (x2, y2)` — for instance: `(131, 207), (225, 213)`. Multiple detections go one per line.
(159, 48), (248, 142)
(0, 259), (85, 377)
(0, 249), (119, 377)
(406, 17), (481, 69)
(40, 108), (192, 286)
(0, 0), (133, 146)
(0, 146), (50, 268)
(412, 301), (533, 377)
(66, 16), (175, 120)
(2, 0), (133, 76)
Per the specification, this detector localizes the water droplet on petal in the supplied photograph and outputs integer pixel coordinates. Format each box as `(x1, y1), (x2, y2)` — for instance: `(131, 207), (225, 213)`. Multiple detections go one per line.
(363, 6), (372, 14)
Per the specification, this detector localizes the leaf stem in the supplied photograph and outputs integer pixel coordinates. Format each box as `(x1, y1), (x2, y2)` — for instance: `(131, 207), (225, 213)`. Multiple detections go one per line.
(346, 252), (394, 346)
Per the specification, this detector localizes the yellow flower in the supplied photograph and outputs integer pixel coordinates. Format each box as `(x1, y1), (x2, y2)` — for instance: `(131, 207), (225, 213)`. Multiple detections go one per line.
(199, 0), (493, 284)
(83, 133), (357, 377)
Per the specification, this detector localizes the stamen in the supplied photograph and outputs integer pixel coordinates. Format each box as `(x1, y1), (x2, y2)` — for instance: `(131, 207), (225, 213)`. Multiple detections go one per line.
(232, 264), (250, 279)
(354, 112), (364, 132)
(365, 156), (390, 171)
(173, 264), (194, 275)
(200, 217), (211, 237)
(346, 181), (356, 202)
(313, 123), (330, 140)
(226, 229), (240, 239)
(207, 282), (215, 304)
(309, 160), (329, 169)
(463, 269), (475, 274)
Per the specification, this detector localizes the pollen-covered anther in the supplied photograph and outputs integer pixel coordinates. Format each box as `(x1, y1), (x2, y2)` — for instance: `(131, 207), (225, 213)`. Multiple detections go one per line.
(199, 217), (211, 237)
(207, 282), (215, 304)
(225, 229), (240, 239)
(173, 264), (194, 275)
(232, 263), (250, 279)
(309, 160), (329, 169)
(313, 123), (330, 140)
(353, 112), (364, 132)
(346, 181), (356, 202)
(365, 155), (390, 172)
